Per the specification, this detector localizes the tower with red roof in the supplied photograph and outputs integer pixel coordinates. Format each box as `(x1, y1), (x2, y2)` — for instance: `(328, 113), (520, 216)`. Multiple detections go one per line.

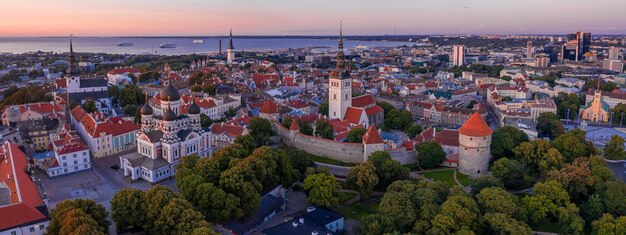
(458, 112), (493, 178)
(362, 125), (384, 160)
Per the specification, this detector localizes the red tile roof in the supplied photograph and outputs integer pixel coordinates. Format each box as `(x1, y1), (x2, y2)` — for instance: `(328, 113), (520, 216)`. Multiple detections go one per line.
(365, 105), (383, 116)
(289, 120), (300, 131)
(108, 67), (140, 75)
(445, 153), (459, 163)
(71, 106), (139, 138)
(434, 129), (460, 147)
(211, 123), (246, 137)
(363, 125), (384, 144)
(260, 100), (278, 114)
(458, 112), (493, 137)
(286, 99), (309, 109)
(351, 94), (376, 108)
(9, 102), (64, 116)
(343, 107), (364, 125)
(54, 79), (67, 88)
(0, 143), (48, 231)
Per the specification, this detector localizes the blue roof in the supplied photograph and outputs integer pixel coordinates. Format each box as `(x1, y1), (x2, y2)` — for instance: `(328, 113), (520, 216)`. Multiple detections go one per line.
(262, 207), (342, 235)
(380, 131), (400, 143)
(32, 151), (54, 159)
(289, 109), (306, 116)
(311, 97), (323, 105)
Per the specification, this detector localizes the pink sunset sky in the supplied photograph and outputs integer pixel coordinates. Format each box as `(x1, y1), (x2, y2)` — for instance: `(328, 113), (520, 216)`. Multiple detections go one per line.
(1, 0), (625, 36)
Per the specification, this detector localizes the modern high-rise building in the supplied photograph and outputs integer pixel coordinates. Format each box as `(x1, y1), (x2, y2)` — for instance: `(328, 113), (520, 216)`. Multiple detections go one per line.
(608, 46), (621, 60)
(526, 41), (533, 58)
(562, 32), (591, 62)
(452, 45), (465, 66)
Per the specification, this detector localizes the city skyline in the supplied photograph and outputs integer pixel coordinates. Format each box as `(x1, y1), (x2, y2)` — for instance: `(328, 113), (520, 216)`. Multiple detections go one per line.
(2, 0), (626, 36)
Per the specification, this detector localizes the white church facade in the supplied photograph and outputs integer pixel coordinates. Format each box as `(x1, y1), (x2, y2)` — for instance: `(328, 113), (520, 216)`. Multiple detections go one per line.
(119, 81), (213, 183)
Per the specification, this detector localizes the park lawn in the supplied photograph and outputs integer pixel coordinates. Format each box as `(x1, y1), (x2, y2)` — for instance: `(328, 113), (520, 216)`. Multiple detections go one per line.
(338, 191), (357, 204)
(456, 170), (473, 186)
(336, 201), (380, 220)
(421, 169), (456, 186)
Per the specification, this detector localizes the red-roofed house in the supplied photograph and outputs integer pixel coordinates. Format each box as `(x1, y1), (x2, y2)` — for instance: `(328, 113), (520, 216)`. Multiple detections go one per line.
(35, 130), (91, 177)
(259, 100), (279, 119)
(349, 94), (384, 126)
(286, 99), (311, 114)
(343, 107), (370, 128)
(210, 122), (249, 149)
(2, 102), (65, 126)
(70, 106), (140, 157)
(0, 142), (50, 234)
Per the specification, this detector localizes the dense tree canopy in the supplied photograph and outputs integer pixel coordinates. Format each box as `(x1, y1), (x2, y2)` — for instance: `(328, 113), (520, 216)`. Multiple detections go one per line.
(368, 151), (409, 190)
(303, 172), (341, 207)
(82, 98), (97, 113)
(611, 103), (626, 126)
(346, 127), (367, 143)
(347, 161), (379, 201)
(551, 129), (596, 162)
(555, 93), (583, 121)
(175, 147), (297, 222)
(491, 126), (529, 161)
(48, 199), (109, 235)
(383, 109), (413, 131)
(248, 117), (274, 146)
(604, 135), (626, 160)
(536, 112), (565, 139)
(406, 124), (423, 139)
(315, 119), (335, 140)
(111, 188), (146, 232)
(416, 141), (446, 169)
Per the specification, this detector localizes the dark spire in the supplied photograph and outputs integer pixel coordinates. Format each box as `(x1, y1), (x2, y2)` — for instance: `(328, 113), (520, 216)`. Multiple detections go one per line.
(66, 36), (80, 75)
(228, 28), (234, 50)
(336, 21), (344, 70)
(331, 21), (348, 79)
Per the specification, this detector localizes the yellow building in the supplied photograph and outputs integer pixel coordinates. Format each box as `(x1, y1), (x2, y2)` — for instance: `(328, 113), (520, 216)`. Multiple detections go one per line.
(580, 90), (609, 122)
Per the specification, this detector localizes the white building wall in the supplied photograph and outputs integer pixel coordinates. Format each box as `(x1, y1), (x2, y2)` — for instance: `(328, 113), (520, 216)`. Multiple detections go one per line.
(458, 134), (491, 178)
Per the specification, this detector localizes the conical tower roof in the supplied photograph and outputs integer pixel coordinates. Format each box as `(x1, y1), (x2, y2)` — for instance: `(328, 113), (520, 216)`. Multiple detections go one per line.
(289, 120), (300, 131)
(458, 112), (492, 137)
(363, 125), (384, 144)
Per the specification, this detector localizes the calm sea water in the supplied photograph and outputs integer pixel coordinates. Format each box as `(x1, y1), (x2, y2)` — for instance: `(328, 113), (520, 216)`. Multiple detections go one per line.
(0, 37), (420, 55)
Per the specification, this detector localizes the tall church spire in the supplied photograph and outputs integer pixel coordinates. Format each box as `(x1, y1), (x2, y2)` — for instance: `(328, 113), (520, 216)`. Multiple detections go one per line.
(66, 36), (80, 75)
(228, 28), (234, 50)
(336, 21), (344, 70)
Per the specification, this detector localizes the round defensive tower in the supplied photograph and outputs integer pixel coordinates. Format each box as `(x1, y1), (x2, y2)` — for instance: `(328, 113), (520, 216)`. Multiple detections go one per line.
(458, 112), (493, 178)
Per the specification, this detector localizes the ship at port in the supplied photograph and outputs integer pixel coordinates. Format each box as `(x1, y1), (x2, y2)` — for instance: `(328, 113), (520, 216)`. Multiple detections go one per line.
(159, 43), (177, 48)
(117, 42), (134, 46)
(192, 39), (205, 44)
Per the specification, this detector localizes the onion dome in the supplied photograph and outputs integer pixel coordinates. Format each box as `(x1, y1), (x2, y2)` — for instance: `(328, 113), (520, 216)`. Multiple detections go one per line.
(458, 112), (493, 137)
(140, 102), (153, 115)
(188, 100), (200, 115)
(163, 105), (177, 121)
(160, 83), (180, 101)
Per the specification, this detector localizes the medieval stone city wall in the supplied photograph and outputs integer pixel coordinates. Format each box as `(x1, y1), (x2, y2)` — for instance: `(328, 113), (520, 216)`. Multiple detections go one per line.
(385, 148), (417, 165)
(272, 119), (365, 163)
